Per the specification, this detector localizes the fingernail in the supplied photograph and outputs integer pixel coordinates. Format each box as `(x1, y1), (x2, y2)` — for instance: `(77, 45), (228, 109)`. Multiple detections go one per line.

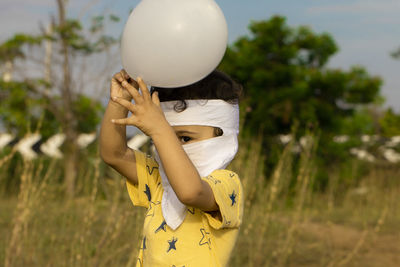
(111, 119), (115, 123)
(112, 96), (117, 101)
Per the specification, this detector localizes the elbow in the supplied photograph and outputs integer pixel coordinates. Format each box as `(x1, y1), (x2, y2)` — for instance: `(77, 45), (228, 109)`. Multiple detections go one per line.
(99, 148), (111, 164)
(100, 149), (117, 165)
(177, 187), (202, 207)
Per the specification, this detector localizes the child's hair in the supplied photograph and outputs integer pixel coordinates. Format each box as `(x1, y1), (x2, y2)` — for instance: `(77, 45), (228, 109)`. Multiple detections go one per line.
(150, 69), (242, 113)
(151, 70), (242, 137)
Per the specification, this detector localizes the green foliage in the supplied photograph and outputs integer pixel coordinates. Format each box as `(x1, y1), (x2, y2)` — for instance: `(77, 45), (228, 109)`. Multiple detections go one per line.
(0, 80), (49, 135)
(73, 94), (104, 133)
(0, 34), (42, 62)
(220, 16), (382, 136)
(219, 16), (384, 189)
(391, 47), (400, 59)
(0, 79), (103, 138)
(0, 12), (120, 138)
(56, 17), (118, 54)
(380, 108), (400, 136)
(340, 108), (376, 135)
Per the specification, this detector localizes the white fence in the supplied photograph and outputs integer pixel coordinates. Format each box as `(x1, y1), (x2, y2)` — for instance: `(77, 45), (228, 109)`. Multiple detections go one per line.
(1, 132), (399, 163)
(0, 132), (150, 160)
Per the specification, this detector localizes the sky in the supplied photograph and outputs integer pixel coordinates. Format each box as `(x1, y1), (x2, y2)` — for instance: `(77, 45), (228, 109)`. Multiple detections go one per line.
(1, 0), (399, 112)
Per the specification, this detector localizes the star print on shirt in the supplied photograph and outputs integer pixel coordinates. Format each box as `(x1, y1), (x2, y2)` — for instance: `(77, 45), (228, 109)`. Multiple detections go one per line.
(187, 207), (195, 214)
(199, 228), (211, 249)
(167, 237), (178, 253)
(229, 191), (237, 206)
(146, 165), (158, 175)
(223, 215), (232, 226)
(140, 236), (147, 250)
(205, 175), (221, 185)
(144, 184), (151, 201)
(229, 172), (236, 178)
(155, 220), (167, 233)
(146, 201), (161, 218)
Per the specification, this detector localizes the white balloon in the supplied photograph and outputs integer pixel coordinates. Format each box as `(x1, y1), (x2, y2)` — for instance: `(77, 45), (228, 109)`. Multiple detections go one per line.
(120, 0), (228, 88)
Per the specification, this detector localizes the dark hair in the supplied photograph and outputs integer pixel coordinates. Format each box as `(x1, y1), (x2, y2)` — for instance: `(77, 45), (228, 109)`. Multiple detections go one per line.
(150, 69), (242, 112)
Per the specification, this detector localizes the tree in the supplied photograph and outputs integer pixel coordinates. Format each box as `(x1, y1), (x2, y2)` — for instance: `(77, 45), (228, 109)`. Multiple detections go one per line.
(218, 16), (383, 187)
(220, 16), (382, 137)
(391, 46), (400, 59)
(380, 108), (400, 136)
(0, 0), (119, 197)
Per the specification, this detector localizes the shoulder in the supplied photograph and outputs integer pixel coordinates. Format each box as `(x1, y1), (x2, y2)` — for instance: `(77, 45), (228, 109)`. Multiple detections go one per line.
(201, 169), (244, 229)
(202, 169), (242, 194)
(205, 169), (240, 183)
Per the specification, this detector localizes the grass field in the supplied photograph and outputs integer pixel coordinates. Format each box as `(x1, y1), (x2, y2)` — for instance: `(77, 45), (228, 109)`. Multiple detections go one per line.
(1, 136), (399, 266)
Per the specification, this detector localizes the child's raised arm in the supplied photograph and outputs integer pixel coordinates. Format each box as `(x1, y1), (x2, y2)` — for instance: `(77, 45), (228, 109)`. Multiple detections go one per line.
(111, 78), (219, 212)
(99, 70), (139, 185)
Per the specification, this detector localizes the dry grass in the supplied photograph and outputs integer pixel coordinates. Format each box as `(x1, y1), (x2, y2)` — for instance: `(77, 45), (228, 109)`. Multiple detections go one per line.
(0, 136), (399, 266)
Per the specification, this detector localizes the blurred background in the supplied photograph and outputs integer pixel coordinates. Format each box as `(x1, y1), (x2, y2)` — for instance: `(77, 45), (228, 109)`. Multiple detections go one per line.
(0, 0), (399, 266)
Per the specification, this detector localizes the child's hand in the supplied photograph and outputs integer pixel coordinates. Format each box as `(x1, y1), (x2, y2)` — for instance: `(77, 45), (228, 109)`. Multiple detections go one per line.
(110, 69), (139, 101)
(111, 77), (170, 137)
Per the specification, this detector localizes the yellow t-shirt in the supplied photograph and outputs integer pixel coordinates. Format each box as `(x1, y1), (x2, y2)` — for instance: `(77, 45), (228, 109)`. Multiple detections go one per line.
(126, 150), (244, 267)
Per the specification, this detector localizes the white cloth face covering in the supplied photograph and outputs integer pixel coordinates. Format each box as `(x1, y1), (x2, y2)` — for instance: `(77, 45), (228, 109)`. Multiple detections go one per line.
(154, 99), (240, 230)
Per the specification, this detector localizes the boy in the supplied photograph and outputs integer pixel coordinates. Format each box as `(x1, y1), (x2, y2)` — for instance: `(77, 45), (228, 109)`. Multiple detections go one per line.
(99, 69), (244, 267)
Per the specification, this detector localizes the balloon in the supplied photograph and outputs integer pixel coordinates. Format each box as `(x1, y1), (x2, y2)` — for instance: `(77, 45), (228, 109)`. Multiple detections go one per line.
(120, 0), (228, 88)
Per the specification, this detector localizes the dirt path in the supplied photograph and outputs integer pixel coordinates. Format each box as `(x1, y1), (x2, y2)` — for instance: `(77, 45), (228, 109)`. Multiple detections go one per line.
(294, 221), (400, 267)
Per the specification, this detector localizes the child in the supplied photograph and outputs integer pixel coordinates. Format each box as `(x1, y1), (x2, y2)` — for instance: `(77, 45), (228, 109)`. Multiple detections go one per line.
(99, 69), (244, 267)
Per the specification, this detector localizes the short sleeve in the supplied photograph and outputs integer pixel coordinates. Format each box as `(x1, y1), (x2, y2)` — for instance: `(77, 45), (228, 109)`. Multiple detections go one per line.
(202, 169), (244, 229)
(126, 150), (160, 209)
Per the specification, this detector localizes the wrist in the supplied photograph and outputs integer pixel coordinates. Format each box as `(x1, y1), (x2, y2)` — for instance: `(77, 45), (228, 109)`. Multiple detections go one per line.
(150, 121), (175, 142)
(108, 98), (129, 109)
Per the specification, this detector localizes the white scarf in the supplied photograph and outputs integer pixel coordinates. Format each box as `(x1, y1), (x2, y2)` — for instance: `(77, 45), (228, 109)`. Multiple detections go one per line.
(154, 99), (239, 230)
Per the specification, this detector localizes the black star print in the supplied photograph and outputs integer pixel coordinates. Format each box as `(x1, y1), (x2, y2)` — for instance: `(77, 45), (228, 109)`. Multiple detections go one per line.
(223, 215), (232, 226)
(155, 220), (167, 233)
(167, 237), (178, 253)
(187, 207), (195, 214)
(141, 236), (147, 250)
(229, 172), (236, 178)
(199, 228), (211, 249)
(144, 184), (151, 201)
(146, 165), (158, 175)
(206, 175), (221, 185)
(229, 191), (237, 206)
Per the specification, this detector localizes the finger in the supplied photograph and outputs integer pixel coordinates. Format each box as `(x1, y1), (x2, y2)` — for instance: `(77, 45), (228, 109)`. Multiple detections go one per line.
(121, 69), (130, 80)
(112, 77), (123, 88)
(137, 77), (151, 101)
(111, 78), (125, 93)
(120, 69), (139, 88)
(112, 96), (138, 112)
(121, 79), (143, 104)
(111, 117), (136, 125)
(114, 72), (123, 83)
(121, 69), (133, 83)
(152, 91), (160, 107)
